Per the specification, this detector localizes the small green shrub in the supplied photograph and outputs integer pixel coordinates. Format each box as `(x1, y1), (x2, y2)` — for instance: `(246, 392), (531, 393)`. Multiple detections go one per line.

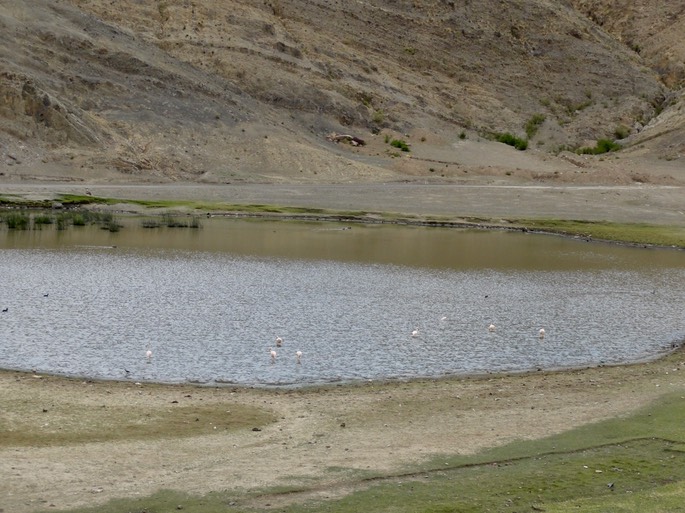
(525, 114), (546, 139)
(95, 212), (121, 232)
(596, 138), (622, 153)
(496, 132), (528, 151)
(72, 213), (87, 226)
(103, 219), (121, 232)
(33, 214), (53, 226)
(56, 214), (69, 231)
(577, 138), (621, 155)
(4, 213), (30, 230)
(390, 139), (410, 152)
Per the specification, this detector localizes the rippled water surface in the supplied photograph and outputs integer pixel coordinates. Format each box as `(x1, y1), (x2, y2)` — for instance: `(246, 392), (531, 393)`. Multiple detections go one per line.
(1, 217), (683, 386)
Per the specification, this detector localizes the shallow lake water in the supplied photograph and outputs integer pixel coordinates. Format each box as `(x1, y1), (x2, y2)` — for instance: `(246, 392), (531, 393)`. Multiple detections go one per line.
(0, 216), (683, 386)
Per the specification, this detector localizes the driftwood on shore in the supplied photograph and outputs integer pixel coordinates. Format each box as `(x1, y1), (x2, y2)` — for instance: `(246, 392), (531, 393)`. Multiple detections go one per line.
(326, 132), (366, 146)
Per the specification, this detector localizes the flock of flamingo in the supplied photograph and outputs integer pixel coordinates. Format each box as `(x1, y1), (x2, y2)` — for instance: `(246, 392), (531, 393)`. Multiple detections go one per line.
(268, 336), (303, 364)
(6, 292), (548, 371)
(142, 324), (546, 366)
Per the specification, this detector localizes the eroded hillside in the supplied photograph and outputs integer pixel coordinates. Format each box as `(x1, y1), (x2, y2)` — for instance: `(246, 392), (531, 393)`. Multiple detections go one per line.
(1, 0), (683, 183)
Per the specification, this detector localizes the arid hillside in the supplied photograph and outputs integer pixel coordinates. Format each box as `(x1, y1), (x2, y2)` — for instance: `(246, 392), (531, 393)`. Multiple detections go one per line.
(1, 0), (683, 184)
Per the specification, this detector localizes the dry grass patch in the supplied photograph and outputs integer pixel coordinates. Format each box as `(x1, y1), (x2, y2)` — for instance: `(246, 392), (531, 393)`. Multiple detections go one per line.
(0, 374), (275, 448)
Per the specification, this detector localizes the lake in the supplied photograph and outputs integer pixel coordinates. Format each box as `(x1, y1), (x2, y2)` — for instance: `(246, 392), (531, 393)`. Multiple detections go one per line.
(0, 215), (683, 386)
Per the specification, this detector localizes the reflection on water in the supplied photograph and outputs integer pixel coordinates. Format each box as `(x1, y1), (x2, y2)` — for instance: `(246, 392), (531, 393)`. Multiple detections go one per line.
(0, 217), (683, 386)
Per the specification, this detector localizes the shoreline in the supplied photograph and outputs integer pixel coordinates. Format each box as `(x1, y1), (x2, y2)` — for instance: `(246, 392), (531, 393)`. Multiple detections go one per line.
(2, 192), (684, 250)
(3, 334), (684, 391)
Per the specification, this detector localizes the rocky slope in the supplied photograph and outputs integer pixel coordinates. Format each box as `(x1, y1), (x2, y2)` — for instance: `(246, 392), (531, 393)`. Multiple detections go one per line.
(0, 0), (683, 184)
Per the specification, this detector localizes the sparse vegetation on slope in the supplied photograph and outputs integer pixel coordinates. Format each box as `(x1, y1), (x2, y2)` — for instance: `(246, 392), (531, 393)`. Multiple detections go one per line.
(0, 0), (682, 183)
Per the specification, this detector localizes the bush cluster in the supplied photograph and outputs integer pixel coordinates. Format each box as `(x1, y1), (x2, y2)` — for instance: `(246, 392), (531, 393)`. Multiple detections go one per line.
(525, 114), (546, 139)
(496, 132), (528, 151)
(390, 139), (410, 152)
(577, 138), (621, 155)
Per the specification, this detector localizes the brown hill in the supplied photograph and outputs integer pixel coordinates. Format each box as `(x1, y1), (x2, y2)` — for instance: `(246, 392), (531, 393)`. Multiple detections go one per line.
(1, 0), (683, 185)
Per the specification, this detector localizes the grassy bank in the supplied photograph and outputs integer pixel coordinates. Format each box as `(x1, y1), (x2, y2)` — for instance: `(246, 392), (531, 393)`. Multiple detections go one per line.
(517, 218), (685, 249)
(3, 193), (683, 249)
(55, 195), (685, 249)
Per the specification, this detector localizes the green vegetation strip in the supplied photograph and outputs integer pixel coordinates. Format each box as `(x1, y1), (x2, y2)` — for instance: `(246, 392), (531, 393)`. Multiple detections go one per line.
(1, 209), (122, 231)
(108, 197), (336, 216)
(3, 195), (684, 248)
(37, 393), (685, 513)
(517, 218), (685, 248)
(106, 197), (685, 248)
